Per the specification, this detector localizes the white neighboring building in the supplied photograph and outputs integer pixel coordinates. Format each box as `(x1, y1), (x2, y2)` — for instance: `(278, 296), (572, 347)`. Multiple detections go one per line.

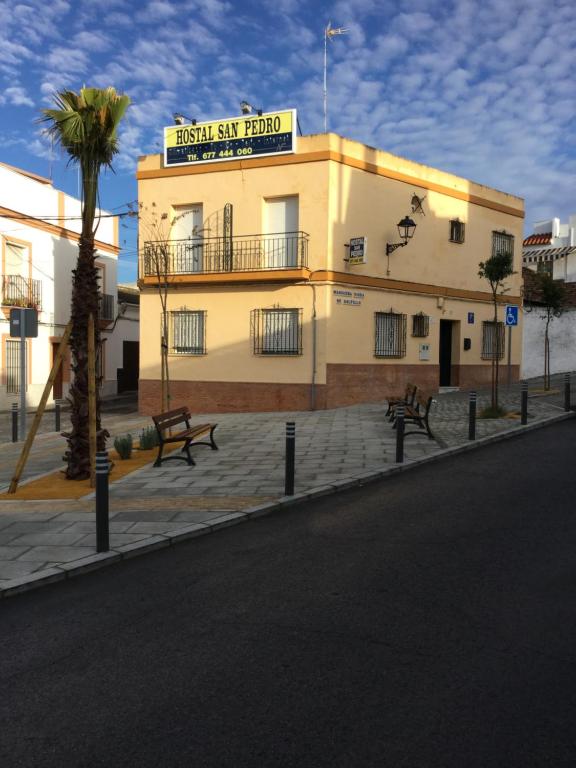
(0, 161), (132, 409)
(522, 213), (576, 379)
(523, 213), (576, 281)
(109, 284), (140, 393)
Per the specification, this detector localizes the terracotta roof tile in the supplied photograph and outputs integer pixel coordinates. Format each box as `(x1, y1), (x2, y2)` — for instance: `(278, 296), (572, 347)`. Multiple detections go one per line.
(523, 232), (552, 246)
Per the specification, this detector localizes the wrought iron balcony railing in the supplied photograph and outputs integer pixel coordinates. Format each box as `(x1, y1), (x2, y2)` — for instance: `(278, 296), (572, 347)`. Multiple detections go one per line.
(2, 275), (42, 310)
(142, 232), (309, 277)
(99, 293), (114, 321)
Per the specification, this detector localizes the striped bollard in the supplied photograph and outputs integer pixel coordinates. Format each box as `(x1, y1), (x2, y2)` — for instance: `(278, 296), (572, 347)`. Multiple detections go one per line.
(564, 373), (571, 412)
(11, 403), (18, 443)
(95, 451), (110, 552)
(395, 405), (405, 463)
(285, 422), (295, 496)
(468, 391), (476, 441)
(521, 381), (528, 425)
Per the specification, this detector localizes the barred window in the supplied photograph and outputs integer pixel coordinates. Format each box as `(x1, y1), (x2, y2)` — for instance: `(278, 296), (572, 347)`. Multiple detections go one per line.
(252, 308), (302, 355)
(536, 260), (552, 276)
(411, 312), (430, 338)
(481, 321), (505, 360)
(169, 310), (206, 355)
(492, 231), (514, 257)
(5, 339), (26, 394)
(375, 312), (407, 358)
(449, 219), (465, 244)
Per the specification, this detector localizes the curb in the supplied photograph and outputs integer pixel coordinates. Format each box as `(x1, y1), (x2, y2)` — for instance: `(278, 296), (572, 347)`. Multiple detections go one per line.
(1, 410), (573, 599)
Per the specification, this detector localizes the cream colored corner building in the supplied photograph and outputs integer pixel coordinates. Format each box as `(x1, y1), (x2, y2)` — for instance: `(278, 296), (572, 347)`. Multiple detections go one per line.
(137, 131), (524, 414)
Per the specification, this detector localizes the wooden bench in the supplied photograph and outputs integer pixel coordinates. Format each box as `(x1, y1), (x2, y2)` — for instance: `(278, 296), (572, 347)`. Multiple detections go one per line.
(151, 407), (218, 468)
(401, 392), (435, 440)
(386, 383), (417, 421)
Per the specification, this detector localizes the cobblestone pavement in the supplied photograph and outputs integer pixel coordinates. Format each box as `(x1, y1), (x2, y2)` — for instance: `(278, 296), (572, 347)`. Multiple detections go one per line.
(0, 380), (573, 594)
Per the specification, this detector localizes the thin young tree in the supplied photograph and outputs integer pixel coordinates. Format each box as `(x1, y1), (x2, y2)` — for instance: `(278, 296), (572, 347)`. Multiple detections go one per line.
(139, 203), (207, 413)
(526, 273), (566, 391)
(139, 203), (172, 413)
(478, 251), (515, 413)
(40, 87), (130, 479)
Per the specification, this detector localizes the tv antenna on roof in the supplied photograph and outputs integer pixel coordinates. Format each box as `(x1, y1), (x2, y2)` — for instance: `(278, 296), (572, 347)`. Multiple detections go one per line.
(323, 21), (348, 133)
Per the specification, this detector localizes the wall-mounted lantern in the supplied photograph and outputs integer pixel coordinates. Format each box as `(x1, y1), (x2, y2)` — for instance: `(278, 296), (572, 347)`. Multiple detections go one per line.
(386, 216), (417, 256)
(386, 215), (417, 275)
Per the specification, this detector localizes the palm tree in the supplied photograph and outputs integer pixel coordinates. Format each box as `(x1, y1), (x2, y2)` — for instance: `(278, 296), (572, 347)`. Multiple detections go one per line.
(40, 87), (130, 479)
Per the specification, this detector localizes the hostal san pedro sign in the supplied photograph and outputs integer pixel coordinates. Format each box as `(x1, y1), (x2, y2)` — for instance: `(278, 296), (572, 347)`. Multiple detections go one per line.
(164, 109), (297, 167)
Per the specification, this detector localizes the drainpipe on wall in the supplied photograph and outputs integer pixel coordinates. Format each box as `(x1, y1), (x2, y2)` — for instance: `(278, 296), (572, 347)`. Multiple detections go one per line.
(310, 283), (317, 411)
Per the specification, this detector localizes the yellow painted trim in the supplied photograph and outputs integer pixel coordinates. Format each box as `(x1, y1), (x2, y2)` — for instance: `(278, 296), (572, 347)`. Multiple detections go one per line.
(0, 161), (52, 185)
(58, 191), (65, 224)
(0, 205), (120, 255)
(140, 268), (311, 287)
(137, 150), (524, 219)
(139, 266), (520, 305)
(113, 215), (119, 248)
(311, 270), (522, 305)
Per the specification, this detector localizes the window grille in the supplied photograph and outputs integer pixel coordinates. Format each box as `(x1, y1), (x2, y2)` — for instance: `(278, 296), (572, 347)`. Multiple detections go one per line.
(252, 308), (302, 355)
(169, 311), (206, 355)
(481, 321), (505, 360)
(536, 260), (552, 276)
(6, 339), (25, 394)
(449, 219), (465, 244)
(492, 231), (514, 257)
(411, 312), (430, 338)
(375, 312), (407, 358)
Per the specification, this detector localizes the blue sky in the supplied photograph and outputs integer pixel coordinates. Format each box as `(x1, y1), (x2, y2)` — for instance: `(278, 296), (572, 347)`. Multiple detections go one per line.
(1, 0), (575, 283)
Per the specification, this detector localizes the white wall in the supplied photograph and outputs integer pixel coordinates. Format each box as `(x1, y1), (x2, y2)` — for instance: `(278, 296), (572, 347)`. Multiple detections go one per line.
(0, 163), (122, 409)
(522, 309), (576, 379)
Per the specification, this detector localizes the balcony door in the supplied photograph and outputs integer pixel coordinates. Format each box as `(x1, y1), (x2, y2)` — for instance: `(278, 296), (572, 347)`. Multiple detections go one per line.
(4, 242), (29, 306)
(264, 197), (298, 268)
(171, 205), (204, 273)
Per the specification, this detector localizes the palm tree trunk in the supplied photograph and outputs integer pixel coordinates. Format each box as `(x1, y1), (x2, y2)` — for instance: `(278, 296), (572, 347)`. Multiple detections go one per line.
(63, 234), (104, 479)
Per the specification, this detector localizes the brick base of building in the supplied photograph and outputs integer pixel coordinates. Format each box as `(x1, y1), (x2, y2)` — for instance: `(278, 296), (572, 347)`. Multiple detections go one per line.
(138, 379), (326, 415)
(138, 363), (520, 414)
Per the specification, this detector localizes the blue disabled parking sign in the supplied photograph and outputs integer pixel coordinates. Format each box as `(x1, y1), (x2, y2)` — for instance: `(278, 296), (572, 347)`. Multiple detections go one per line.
(505, 305), (518, 326)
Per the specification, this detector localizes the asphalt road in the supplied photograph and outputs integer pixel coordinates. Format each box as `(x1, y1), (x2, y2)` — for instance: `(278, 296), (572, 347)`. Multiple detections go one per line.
(1, 419), (576, 767)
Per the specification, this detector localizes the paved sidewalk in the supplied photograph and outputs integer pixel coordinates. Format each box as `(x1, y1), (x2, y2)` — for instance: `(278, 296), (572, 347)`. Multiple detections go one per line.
(0, 382), (573, 596)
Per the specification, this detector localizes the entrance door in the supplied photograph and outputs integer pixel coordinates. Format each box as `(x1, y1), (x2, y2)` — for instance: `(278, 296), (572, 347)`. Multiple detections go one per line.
(439, 320), (453, 386)
(264, 196), (298, 267)
(171, 205), (204, 272)
(118, 341), (139, 393)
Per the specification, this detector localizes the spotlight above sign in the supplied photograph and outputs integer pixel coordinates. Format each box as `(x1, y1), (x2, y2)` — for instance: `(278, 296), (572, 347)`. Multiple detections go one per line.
(164, 109), (297, 167)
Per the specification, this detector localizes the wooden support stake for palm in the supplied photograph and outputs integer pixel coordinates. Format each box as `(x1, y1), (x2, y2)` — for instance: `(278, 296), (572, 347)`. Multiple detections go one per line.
(8, 321), (72, 495)
(88, 313), (97, 488)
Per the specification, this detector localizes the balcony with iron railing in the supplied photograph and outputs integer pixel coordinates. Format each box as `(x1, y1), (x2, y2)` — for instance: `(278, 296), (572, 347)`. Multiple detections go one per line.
(141, 232), (309, 278)
(2, 275), (42, 310)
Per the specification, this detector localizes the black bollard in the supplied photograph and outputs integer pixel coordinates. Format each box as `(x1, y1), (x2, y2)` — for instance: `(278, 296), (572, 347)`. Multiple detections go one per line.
(395, 405), (405, 463)
(468, 391), (477, 441)
(521, 381), (528, 425)
(55, 400), (61, 433)
(285, 422), (295, 496)
(11, 403), (18, 443)
(564, 373), (571, 412)
(95, 451), (110, 552)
